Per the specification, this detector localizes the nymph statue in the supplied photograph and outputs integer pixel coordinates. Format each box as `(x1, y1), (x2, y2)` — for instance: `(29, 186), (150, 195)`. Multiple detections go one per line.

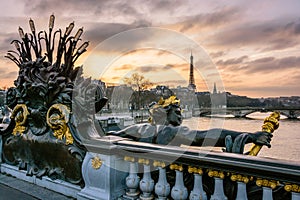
(108, 96), (273, 154)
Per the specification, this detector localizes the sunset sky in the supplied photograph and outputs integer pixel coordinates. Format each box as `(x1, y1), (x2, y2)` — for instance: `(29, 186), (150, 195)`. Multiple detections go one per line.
(0, 0), (300, 98)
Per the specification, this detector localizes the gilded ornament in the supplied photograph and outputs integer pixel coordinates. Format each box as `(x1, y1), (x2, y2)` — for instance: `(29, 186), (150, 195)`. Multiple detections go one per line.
(124, 156), (135, 162)
(188, 166), (203, 175)
(153, 160), (166, 168)
(46, 104), (74, 145)
(138, 158), (150, 165)
(148, 95), (180, 123)
(169, 164), (183, 171)
(256, 178), (279, 189)
(11, 104), (29, 136)
(231, 174), (249, 183)
(91, 157), (102, 170)
(249, 112), (280, 156)
(208, 170), (225, 179)
(284, 184), (300, 193)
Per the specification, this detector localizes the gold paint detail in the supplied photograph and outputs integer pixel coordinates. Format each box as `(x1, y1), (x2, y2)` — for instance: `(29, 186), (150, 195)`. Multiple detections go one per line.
(46, 104), (73, 145)
(153, 161), (166, 168)
(231, 174), (249, 184)
(91, 157), (102, 170)
(208, 170), (225, 179)
(249, 112), (280, 156)
(11, 104), (29, 135)
(256, 178), (279, 189)
(169, 164), (183, 172)
(284, 184), (300, 193)
(156, 95), (180, 108)
(148, 96), (180, 123)
(124, 156), (135, 162)
(138, 158), (150, 165)
(188, 166), (203, 175)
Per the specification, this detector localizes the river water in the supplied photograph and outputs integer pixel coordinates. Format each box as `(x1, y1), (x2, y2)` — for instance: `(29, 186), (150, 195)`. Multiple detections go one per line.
(182, 112), (300, 162)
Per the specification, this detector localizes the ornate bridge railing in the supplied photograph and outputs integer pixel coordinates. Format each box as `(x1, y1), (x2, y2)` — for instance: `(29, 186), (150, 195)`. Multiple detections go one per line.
(78, 137), (300, 200)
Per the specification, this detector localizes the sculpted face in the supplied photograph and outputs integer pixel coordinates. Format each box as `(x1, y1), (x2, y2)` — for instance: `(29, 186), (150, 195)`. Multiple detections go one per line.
(149, 96), (182, 126)
(166, 105), (183, 126)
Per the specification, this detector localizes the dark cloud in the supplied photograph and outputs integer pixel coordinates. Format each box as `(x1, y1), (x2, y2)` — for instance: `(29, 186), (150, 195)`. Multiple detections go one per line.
(114, 64), (135, 71)
(179, 7), (240, 32)
(211, 19), (300, 51)
(0, 33), (19, 52)
(164, 63), (187, 71)
(84, 20), (152, 51)
(136, 66), (161, 73)
(146, 0), (185, 13)
(216, 55), (248, 67)
(246, 56), (300, 73)
(23, 0), (141, 19)
(215, 55), (300, 75)
(163, 65), (173, 70)
(210, 51), (225, 58)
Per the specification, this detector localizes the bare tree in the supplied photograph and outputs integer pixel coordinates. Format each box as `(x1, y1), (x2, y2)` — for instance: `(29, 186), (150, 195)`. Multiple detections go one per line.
(124, 73), (153, 109)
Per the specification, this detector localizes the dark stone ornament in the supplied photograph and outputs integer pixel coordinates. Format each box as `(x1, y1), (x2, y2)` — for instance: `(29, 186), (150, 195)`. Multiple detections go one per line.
(1, 15), (103, 187)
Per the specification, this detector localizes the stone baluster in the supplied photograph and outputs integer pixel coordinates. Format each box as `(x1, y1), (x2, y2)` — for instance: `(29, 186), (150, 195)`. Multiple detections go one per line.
(231, 174), (250, 200)
(170, 164), (188, 200)
(138, 158), (154, 200)
(124, 156), (140, 199)
(208, 170), (228, 200)
(284, 184), (300, 200)
(292, 193), (300, 200)
(153, 161), (170, 200)
(256, 178), (279, 200)
(0, 135), (2, 163)
(188, 166), (207, 200)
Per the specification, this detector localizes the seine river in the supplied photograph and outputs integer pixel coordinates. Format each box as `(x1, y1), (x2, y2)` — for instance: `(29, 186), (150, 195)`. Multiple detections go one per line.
(182, 112), (300, 162)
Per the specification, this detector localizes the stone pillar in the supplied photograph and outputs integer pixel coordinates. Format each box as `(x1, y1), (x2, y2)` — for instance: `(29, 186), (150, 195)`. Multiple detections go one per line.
(124, 156), (140, 199)
(262, 187), (273, 200)
(256, 179), (278, 200)
(208, 170), (227, 200)
(77, 151), (128, 200)
(170, 164), (188, 200)
(139, 159), (154, 199)
(292, 192), (300, 200)
(0, 135), (2, 163)
(188, 166), (207, 200)
(154, 161), (170, 200)
(236, 182), (248, 200)
(230, 174), (249, 200)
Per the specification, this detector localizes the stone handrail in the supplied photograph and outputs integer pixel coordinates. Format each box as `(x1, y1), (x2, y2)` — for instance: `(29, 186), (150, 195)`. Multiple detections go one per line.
(78, 137), (300, 200)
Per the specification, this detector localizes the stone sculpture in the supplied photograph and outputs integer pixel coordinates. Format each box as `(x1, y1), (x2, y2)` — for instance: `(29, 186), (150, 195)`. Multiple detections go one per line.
(109, 96), (273, 154)
(0, 15), (107, 186)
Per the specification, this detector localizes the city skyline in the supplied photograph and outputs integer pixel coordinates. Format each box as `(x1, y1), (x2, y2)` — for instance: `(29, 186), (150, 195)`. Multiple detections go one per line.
(0, 0), (300, 98)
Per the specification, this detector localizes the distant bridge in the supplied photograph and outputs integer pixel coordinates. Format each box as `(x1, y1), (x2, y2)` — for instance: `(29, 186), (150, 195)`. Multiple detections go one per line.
(192, 107), (300, 119)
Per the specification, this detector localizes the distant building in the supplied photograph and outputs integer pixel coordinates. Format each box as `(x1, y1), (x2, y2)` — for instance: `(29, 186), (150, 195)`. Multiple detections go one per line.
(188, 51), (196, 91)
(210, 83), (226, 108)
(173, 86), (197, 110)
(213, 82), (217, 94)
(106, 85), (133, 111)
(152, 85), (174, 98)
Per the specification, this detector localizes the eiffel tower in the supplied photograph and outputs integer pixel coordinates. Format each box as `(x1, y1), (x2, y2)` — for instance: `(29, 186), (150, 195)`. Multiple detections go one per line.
(188, 51), (196, 90)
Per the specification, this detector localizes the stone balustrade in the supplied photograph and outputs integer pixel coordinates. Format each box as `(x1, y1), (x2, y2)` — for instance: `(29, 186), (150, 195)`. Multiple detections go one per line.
(1, 136), (300, 200)
(77, 138), (300, 200)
